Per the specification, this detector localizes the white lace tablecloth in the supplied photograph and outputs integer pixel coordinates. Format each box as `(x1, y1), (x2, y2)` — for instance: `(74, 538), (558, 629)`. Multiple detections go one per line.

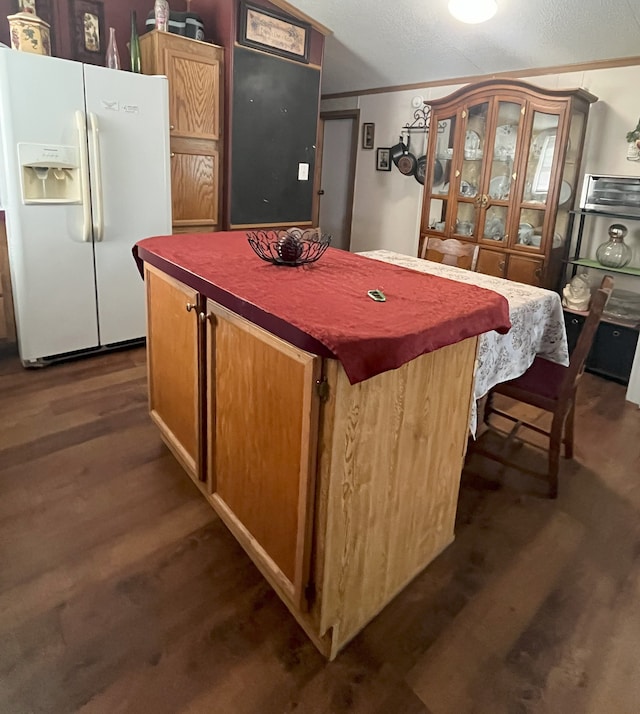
(358, 250), (569, 434)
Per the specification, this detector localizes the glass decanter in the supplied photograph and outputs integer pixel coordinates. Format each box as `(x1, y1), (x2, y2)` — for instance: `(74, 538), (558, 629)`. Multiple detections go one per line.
(596, 223), (632, 269)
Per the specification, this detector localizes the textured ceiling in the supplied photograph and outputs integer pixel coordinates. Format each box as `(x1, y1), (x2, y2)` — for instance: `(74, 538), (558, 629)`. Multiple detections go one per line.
(285, 0), (640, 95)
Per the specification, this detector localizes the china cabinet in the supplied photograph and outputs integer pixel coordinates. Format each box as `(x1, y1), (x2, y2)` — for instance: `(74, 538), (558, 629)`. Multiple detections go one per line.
(140, 31), (224, 233)
(420, 79), (597, 288)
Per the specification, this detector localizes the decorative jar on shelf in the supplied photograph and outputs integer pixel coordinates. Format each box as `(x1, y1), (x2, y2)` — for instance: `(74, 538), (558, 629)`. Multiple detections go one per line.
(7, 11), (51, 55)
(596, 223), (633, 269)
(154, 0), (170, 31)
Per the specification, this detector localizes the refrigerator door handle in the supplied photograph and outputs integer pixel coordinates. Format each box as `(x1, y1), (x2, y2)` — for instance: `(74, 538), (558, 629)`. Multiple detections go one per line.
(75, 110), (92, 243)
(89, 112), (104, 242)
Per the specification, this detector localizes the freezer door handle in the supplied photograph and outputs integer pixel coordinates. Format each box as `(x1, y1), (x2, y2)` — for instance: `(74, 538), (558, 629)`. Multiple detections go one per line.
(89, 112), (104, 242)
(75, 110), (92, 243)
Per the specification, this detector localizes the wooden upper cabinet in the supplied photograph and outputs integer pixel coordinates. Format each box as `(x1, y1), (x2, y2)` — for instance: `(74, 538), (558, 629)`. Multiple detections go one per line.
(419, 79), (597, 288)
(165, 49), (221, 141)
(140, 31), (224, 233)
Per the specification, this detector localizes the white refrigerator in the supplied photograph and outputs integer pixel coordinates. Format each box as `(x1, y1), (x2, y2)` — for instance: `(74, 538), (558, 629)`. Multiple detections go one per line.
(0, 51), (171, 365)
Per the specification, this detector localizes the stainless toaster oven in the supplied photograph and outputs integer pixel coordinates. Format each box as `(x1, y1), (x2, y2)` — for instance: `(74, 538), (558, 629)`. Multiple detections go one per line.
(580, 174), (640, 216)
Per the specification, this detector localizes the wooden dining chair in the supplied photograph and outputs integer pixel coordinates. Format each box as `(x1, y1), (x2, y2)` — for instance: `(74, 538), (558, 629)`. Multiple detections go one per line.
(420, 237), (479, 271)
(479, 275), (614, 498)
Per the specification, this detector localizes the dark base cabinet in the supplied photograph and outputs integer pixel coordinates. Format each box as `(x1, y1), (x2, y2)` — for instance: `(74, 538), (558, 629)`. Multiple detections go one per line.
(564, 310), (639, 384)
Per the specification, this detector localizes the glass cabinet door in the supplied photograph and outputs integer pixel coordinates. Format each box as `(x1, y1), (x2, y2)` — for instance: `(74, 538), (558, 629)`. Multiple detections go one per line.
(426, 114), (456, 233)
(483, 100), (524, 246)
(454, 101), (489, 239)
(515, 111), (561, 252)
(553, 109), (586, 254)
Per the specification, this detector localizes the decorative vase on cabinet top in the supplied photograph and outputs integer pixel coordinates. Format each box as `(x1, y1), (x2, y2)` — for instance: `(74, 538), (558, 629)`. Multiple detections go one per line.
(154, 0), (170, 32)
(106, 27), (120, 69)
(7, 11), (50, 55)
(130, 10), (141, 73)
(596, 223), (633, 269)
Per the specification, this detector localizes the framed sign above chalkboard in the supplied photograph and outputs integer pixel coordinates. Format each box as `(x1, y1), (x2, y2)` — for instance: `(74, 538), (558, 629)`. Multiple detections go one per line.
(238, 1), (310, 63)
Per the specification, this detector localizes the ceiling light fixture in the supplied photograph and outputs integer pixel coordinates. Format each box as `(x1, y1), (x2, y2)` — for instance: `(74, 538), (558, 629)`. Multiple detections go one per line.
(448, 0), (497, 24)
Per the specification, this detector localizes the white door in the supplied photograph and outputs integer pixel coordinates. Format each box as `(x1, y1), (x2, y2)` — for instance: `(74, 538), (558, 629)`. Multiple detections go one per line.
(319, 117), (356, 251)
(83, 65), (171, 346)
(0, 52), (98, 363)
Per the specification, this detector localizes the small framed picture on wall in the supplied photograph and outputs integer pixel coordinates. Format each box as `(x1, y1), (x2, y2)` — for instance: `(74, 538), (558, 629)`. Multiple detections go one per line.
(376, 147), (391, 171)
(70, 0), (105, 65)
(362, 122), (375, 150)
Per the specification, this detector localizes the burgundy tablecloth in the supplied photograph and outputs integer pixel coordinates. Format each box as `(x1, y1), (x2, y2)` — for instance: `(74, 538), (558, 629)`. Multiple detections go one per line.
(134, 232), (511, 384)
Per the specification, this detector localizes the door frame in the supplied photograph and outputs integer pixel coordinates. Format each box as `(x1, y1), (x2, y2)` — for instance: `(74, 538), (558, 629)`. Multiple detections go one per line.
(313, 109), (360, 250)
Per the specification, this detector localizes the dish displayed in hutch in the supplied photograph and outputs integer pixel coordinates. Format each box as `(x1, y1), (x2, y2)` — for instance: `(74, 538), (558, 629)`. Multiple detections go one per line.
(419, 79), (597, 288)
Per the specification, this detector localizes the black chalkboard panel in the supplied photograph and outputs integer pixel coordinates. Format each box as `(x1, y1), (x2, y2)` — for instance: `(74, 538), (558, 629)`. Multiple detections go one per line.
(230, 47), (320, 227)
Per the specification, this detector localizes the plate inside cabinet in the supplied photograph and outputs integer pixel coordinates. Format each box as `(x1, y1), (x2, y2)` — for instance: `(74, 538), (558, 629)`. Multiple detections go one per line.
(489, 175), (510, 200)
(464, 130), (481, 159)
(494, 124), (517, 160)
(559, 180), (572, 205)
(484, 216), (505, 240)
(518, 222), (535, 245)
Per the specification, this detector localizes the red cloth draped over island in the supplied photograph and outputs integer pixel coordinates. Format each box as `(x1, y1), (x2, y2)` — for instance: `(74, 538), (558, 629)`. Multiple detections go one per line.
(134, 232), (511, 384)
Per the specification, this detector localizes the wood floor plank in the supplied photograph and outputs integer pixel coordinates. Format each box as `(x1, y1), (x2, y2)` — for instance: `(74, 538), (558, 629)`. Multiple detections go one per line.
(0, 346), (639, 713)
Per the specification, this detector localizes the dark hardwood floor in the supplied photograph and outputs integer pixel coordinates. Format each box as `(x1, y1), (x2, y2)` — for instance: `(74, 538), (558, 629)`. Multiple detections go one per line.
(1, 346), (639, 713)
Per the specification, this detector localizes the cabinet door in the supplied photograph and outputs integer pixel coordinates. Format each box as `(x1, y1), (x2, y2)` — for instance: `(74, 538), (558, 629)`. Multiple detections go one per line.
(206, 301), (321, 609)
(164, 48), (221, 140)
(145, 263), (202, 480)
(507, 254), (544, 286)
(482, 100), (524, 248)
(588, 322), (639, 383)
(171, 147), (219, 230)
(476, 248), (506, 278)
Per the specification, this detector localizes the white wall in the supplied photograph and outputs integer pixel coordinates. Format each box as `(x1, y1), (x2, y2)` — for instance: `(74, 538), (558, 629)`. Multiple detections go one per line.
(322, 64), (640, 279)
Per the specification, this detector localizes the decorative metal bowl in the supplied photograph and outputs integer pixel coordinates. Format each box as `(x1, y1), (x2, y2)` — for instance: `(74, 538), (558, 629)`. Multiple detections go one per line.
(246, 228), (331, 267)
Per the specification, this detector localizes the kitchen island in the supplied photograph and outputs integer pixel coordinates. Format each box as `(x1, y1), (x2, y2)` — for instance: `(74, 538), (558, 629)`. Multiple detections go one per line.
(134, 231), (510, 659)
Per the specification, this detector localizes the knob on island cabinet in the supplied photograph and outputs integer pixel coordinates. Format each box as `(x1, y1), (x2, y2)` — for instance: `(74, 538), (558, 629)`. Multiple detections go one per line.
(140, 30), (223, 233)
(420, 79), (597, 288)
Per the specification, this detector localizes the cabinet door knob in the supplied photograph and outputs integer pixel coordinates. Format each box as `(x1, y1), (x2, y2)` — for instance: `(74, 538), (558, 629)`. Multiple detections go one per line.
(498, 260), (505, 271)
(318, 189), (325, 195)
(455, 169), (461, 178)
(571, 318), (580, 325)
(186, 302), (197, 312)
(170, 152), (175, 158)
(535, 266), (542, 278)
(170, 124), (175, 131)
(612, 330), (621, 337)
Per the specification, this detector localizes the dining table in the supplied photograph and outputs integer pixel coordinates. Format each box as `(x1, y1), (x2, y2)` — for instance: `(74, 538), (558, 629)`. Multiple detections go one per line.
(358, 250), (569, 434)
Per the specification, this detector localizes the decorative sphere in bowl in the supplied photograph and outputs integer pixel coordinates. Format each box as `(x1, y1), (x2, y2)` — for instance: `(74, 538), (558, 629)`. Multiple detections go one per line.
(246, 228), (331, 266)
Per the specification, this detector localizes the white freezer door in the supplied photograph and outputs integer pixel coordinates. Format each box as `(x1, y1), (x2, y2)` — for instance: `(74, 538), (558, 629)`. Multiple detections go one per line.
(83, 65), (171, 346)
(0, 52), (99, 362)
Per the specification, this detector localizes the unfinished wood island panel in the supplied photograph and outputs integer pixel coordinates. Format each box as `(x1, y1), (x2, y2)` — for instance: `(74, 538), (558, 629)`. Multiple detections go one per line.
(143, 262), (479, 659)
(140, 31), (223, 233)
